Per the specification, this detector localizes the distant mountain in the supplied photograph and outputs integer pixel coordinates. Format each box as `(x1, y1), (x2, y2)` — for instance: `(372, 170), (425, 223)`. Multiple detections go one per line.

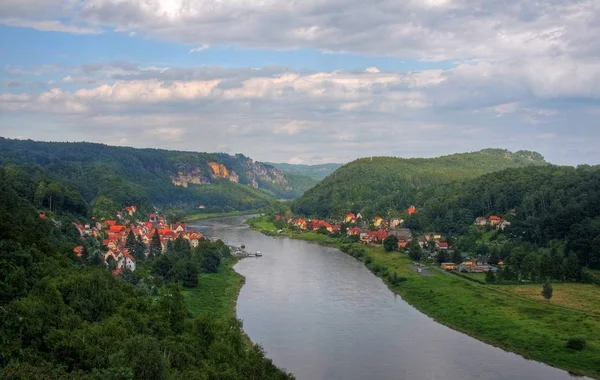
(267, 163), (343, 181)
(291, 148), (548, 218)
(0, 138), (312, 214)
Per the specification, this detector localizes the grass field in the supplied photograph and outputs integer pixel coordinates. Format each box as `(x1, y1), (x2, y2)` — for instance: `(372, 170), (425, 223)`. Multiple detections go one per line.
(182, 258), (244, 319)
(248, 216), (600, 379)
(184, 210), (262, 222)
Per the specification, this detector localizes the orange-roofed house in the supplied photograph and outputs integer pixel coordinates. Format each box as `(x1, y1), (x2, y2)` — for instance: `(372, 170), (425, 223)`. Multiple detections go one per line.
(408, 206), (416, 215)
(73, 246), (84, 258)
(172, 223), (186, 233)
(109, 225), (125, 233)
(373, 216), (383, 227)
(105, 220), (117, 226)
(348, 227), (361, 236)
(121, 250), (137, 271)
(344, 213), (357, 223)
(125, 205), (137, 215)
(275, 215), (281, 221)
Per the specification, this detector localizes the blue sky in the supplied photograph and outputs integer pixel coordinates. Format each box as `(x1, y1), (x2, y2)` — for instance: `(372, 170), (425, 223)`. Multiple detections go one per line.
(1, 0), (599, 165)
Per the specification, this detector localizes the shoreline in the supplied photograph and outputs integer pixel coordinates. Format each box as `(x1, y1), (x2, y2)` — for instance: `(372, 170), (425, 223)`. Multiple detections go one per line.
(183, 210), (262, 222)
(246, 217), (599, 379)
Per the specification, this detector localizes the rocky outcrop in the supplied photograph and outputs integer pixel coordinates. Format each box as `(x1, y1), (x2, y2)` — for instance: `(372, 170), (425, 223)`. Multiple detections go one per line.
(208, 162), (239, 183)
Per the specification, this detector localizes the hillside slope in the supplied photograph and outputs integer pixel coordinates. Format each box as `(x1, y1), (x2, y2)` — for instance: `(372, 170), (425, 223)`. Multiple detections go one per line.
(268, 163), (343, 180)
(292, 149), (547, 218)
(0, 138), (312, 213)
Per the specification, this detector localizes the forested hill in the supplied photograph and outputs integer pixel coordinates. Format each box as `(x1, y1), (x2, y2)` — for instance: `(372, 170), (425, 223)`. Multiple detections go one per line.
(292, 149), (547, 218)
(0, 138), (315, 214)
(267, 162), (343, 180)
(0, 157), (293, 379)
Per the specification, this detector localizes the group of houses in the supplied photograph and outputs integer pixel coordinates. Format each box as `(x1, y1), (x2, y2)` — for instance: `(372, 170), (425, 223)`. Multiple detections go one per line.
(474, 215), (511, 230)
(276, 209), (451, 251)
(73, 206), (204, 275)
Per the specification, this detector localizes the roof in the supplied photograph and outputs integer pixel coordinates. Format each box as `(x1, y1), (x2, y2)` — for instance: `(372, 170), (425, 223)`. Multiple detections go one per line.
(105, 220), (117, 226)
(489, 215), (501, 221)
(438, 242), (449, 247)
(73, 246), (84, 257)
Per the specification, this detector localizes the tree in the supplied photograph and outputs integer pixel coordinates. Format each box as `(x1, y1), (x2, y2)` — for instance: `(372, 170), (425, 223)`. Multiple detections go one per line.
(539, 252), (553, 280)
(485, 269), (496, 283)
(149, 229), (162, 258)
(451, 248), (462, 264)
(383, 235), (399, 252)
(563, 251), (582, 282)
(541, 280), (553, 302)
(126, 229), (137, 251)
(408, 240), (422, 261)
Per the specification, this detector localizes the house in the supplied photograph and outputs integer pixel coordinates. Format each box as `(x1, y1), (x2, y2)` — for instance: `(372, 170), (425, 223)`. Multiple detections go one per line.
(275, 215), (281, 221)
(39, 212), (46, 219)
(441, 263), (457, 271)
(109, 225), (126, 233)
(474, 217), (487, 226)
(120, 250), (136, 271)
(389, 219), (403, 229)
(437, 242), (449, 250)
(407, 205), (416, 215)
(73, 246), (84, 258)
(198, 205), (206, 209)
(295, 218), (307, 230)
(125, 205), (137, 215)
(497, 220), (511, 231)
(344, 212), (357, 224)
(172, 223), (186, 233)
(105, 220), (118, 227)
(347, 227), (361, 236)
(398, 241), (409, 249)
(489, 215), (502, 226)
(373, 216), (383, 227)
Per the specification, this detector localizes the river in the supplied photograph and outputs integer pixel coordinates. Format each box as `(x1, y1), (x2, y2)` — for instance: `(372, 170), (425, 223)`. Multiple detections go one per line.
(191, 216), (585, 380)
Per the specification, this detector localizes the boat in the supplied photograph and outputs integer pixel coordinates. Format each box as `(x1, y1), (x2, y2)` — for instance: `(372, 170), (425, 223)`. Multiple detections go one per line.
(255, 251), (262, 257)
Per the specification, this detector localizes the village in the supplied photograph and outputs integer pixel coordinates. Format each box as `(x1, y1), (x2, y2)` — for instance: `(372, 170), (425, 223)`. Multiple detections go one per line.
(71, 205), (204, 275)
(276, 207), (510, 274)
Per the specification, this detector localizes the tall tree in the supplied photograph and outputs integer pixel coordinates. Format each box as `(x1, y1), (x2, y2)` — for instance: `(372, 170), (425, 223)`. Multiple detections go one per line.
(125, 229), (137, 251)
(383, 235), (399, 252)
(408, 239), (422, 261)
(149, 229), (162, 258)
(451, 248), (462, 264)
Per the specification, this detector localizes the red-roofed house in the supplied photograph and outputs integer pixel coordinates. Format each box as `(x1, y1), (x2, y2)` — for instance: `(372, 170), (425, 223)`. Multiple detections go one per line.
(437, 242), (449, 250)
(275, 215), (281, 221)
(39, 212), (46, 219)
(105, 220), (117, 226)
(489, 216), (502, 226)
(121, 249), (136, 271)
(398, 241), (409, 249)
(408, 206), (416, 215)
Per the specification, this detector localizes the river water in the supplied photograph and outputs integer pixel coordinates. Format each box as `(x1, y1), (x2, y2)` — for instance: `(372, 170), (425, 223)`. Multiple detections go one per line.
(191, 216), (584, 380)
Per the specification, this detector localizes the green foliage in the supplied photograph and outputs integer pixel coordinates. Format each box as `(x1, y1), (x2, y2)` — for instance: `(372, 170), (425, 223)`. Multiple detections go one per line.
(541, 280), (553, 302)
(485, 270), (496, 283)
(0, 137), (307, 215)
(267, 162), (343, 180)
(0, 166), (293, 379)
(292, 149), (546, 218)
(383, 235), (399, 252)
(408, 240), (422, 261)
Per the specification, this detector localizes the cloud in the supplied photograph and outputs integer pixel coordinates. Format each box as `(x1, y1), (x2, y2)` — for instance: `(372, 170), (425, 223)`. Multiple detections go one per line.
(0, 18), (101, 34)
(189, 45), (210, 53)
(1, 63), (599, 165)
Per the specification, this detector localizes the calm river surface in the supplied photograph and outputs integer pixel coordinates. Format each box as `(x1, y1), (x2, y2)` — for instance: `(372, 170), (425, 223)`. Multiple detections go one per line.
(191, 216), (585, 380)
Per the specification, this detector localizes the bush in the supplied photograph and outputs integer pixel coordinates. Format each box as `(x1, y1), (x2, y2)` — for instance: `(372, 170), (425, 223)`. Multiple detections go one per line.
(566, 337), (586, 350)
(364, 255), (373, 264)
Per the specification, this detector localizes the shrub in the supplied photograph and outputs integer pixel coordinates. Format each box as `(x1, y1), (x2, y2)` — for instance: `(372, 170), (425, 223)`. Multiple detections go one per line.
(566, 337), (586, 350)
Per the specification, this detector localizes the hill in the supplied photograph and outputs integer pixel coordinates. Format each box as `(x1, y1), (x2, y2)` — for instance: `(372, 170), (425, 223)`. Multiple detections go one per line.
(292, 149), (547, 218)
(268, 162), (343, 180)
(0, 138), (314, 214)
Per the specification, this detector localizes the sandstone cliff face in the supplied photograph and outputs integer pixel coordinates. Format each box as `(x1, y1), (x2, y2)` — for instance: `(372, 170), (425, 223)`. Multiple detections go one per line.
(170, 156), (291, 193)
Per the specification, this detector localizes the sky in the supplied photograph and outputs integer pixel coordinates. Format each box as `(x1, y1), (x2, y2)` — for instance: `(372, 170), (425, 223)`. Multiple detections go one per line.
(1, 0), (599, 166)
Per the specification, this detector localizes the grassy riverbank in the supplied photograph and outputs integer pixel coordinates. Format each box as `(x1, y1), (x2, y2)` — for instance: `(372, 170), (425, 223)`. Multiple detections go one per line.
(182, 258), (244, 319)
(184, 210), (262, 222)
(248, 217), (600, 379)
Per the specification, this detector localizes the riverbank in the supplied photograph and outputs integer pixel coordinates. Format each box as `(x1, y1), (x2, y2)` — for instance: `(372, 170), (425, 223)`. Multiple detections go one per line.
(247, 217), (600, 379)
(183, 209), (262, 222)
(182, 257), (244, 319)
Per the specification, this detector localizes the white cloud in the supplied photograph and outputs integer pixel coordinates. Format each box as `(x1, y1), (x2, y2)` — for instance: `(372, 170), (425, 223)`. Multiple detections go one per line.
(189, 44), (210, 53)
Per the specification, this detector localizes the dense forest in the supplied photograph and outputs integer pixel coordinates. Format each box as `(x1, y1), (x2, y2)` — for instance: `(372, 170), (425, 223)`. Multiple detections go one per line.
(267, 163), (343, 181)
(0, 164), (293, 379)
(405, 165), (600, 273)
(292, 149), (547, 218)
(0, 138), (315, 215)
